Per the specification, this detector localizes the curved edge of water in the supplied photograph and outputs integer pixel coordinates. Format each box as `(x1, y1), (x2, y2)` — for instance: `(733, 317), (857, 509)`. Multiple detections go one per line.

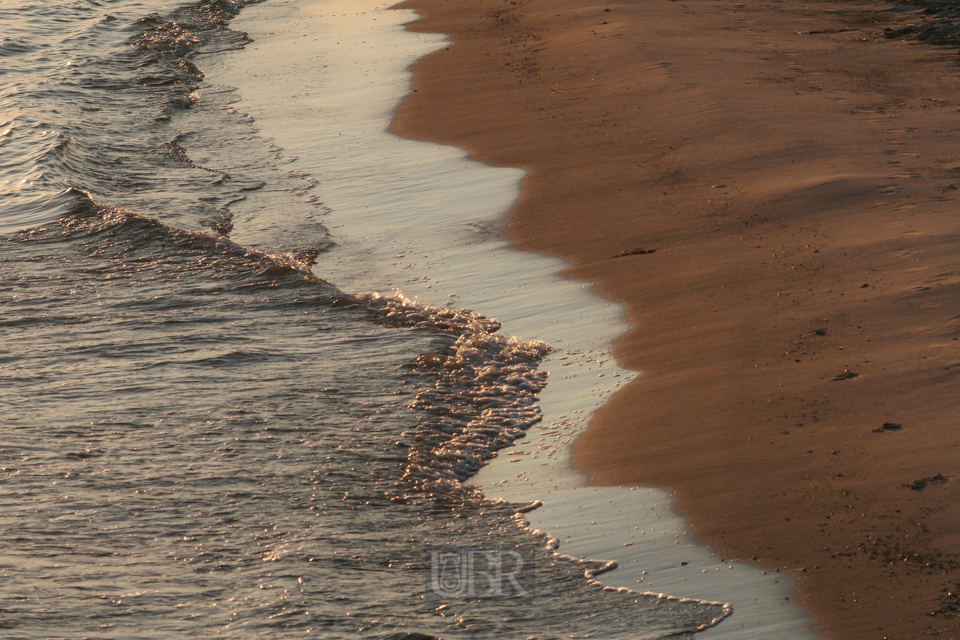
(202, 1), (821, 638)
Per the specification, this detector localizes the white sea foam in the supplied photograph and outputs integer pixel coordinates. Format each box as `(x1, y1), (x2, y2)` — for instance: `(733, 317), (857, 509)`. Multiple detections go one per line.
(356, 291), (549, 500)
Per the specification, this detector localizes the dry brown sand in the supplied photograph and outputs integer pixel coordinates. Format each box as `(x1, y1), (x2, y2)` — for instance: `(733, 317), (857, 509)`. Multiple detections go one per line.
(391, 0), (960, 637)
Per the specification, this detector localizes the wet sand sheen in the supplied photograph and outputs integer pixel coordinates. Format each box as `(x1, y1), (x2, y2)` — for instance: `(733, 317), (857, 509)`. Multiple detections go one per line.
(391, 0), (960, 638)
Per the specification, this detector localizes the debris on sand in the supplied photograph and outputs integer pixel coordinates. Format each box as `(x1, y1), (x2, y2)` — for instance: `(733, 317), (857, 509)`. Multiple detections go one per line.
(614, 247), (656, 258)
(903, 474), (948, 491)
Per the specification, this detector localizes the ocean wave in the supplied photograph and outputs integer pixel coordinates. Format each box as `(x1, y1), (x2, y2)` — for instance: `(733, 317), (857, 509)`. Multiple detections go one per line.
(8, 193), (553, 512)
(356, 291), (550, 502)
(10, 191), (331, 286)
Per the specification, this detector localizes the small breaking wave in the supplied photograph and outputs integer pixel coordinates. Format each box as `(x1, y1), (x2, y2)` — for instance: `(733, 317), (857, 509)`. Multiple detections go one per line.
(356, 291), (550, 501)
(11, 190), (334, 288)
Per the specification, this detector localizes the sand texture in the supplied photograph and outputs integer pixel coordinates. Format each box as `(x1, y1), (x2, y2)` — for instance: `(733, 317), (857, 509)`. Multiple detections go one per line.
(391, 0), (960, 637)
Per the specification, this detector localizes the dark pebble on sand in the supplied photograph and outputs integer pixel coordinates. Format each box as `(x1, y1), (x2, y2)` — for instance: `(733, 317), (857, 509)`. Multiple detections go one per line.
(832, 369), (859, 381)
(873, 422), (902, 432)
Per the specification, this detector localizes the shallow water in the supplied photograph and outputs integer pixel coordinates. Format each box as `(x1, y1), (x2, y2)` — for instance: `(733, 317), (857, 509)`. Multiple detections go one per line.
(2, 202), (725, 639)
(0, 1), (730, 637)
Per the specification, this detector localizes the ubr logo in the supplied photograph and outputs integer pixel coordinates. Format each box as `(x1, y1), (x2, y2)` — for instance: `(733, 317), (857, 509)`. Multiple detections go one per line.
(425, 546), (535, 600)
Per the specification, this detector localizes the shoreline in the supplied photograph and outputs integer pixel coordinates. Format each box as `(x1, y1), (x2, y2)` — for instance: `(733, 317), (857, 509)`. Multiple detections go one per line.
(390, 0), (960, 638)
(210, 0), (816, 636)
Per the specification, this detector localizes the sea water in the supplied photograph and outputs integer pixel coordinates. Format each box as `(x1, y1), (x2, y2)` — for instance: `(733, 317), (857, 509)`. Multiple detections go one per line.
(0, 0), (820, 637)
(0, 1), (727, 638)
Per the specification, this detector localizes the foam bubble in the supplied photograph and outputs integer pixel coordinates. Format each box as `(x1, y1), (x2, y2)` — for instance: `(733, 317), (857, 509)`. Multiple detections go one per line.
(356, 291), (550, 501)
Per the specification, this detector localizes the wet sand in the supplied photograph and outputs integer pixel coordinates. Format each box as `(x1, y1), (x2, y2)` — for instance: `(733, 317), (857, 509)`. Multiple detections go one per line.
(391, 0), (960, 637)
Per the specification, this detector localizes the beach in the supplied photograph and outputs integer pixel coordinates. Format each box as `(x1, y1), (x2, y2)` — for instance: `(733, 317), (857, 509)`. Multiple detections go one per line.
(391, 0), (960, 638)
(5, 0), (958, 635)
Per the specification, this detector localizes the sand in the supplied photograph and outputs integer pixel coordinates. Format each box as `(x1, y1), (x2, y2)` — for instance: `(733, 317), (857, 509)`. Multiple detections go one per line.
(390, 0), (960, 637)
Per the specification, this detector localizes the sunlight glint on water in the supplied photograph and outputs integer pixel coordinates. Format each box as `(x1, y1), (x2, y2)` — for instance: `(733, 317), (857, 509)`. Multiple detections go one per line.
(0, 0), (729, 638)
